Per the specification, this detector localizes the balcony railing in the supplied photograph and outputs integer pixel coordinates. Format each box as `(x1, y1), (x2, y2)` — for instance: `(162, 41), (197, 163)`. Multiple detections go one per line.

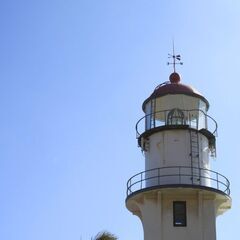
(126, 166), (230, 197)
(136, 109), (217, 138)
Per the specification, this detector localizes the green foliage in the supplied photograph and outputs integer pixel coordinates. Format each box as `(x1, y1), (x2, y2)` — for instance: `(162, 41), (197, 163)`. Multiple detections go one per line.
(93, 231), (117, 240)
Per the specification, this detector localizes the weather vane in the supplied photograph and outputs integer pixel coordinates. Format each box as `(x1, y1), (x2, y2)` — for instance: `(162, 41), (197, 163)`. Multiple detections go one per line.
(167, 41), (183, 72)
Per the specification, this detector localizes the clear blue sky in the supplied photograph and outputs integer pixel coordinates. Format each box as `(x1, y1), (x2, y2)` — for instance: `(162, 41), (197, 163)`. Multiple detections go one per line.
(0, 1), (239, 239)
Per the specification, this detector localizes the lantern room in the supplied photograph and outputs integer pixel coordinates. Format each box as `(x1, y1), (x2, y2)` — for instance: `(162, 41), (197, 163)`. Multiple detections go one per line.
(136, 72), (217, 157)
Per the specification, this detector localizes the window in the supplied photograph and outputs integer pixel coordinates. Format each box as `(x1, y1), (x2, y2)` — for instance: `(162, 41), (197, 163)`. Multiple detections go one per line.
(173, 201), (187, 227)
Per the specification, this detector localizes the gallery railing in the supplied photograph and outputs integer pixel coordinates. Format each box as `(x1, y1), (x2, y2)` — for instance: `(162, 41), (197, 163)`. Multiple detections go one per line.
(126, 166), (230, 197)
(136, 109), (217, 138)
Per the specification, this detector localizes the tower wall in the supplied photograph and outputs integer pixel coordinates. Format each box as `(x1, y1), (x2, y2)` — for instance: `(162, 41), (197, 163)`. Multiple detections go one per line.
(132, 191), (217, 240)
(144, 130), (210, 187)
(145, 130), (209, 169)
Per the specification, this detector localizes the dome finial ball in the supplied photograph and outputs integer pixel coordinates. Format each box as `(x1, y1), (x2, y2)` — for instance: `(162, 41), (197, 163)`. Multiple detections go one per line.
(169, 72), (181, 83)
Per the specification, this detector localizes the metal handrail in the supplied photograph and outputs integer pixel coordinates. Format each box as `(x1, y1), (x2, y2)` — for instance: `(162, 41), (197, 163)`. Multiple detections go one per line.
(136, 109), (218, 138)
(126, 166), (230, 196)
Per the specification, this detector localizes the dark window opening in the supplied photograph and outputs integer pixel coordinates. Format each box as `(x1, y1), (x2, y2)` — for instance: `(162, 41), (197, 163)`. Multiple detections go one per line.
(173, 201), (186, 227)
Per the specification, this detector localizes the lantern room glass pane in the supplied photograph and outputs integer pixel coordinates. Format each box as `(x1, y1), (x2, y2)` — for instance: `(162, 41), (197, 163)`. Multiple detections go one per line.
(145, 101), (152, 130)
(155, 95), (207, 114)
(148, 95), (207, 128)
(144, 95), (208, 131)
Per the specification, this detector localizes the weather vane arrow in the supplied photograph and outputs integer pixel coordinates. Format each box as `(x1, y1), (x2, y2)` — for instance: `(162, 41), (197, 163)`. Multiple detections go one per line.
(167, 41), (183, 72)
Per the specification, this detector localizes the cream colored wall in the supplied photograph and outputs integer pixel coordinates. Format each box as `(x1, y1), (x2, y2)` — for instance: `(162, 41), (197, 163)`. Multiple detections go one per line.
(144, 129), (210, 187)
(199, 134), (210, 168)
(199, 134), (211, 186)
(128, 190), (217, 240)
(145, 130), (190, 169)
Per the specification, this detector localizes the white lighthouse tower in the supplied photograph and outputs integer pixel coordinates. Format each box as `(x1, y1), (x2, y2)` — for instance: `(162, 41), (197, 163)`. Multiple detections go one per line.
(126, 52), (231, 240)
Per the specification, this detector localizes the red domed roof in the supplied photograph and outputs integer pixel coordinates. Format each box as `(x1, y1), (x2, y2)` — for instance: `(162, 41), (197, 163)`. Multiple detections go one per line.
(153, 82), (202, 96)
(142, 75), (209, 111)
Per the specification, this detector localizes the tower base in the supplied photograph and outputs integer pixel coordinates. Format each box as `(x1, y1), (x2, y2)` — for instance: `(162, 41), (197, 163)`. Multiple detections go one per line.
(126, 187), (231, 240)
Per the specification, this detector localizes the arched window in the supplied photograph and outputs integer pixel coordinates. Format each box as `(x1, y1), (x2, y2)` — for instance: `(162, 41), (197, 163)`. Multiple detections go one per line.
(167, 108), (185, 125)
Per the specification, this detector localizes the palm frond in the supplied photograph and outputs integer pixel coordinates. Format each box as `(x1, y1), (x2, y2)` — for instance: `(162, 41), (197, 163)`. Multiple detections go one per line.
(93, 231), (117, 240)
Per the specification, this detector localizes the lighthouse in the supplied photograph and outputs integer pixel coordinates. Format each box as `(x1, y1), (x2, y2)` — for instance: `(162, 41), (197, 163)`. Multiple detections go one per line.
(126, 52), (231, 240)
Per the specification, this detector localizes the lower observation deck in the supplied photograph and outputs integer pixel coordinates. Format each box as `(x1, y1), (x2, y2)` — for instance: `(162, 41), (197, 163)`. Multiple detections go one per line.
(126, 166), (230, 199)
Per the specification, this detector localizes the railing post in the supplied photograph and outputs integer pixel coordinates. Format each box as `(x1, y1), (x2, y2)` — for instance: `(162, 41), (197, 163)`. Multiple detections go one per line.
(196, 110), (199, 130)
(128, 179), (131, 195)
(164, 110), (167, 126)
(189, 112), (191, 128)
(158, 168), (160, 185)
(205, 114), (208, 130)
(216, 173), (219, 190)
(141, 172), (143, 190)
(199, 168), (202, 185)
(179, 167), (181, 184)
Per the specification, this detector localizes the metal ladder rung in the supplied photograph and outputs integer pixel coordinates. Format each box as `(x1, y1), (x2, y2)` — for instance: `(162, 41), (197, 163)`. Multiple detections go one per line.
(190, 130), (200, 183)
